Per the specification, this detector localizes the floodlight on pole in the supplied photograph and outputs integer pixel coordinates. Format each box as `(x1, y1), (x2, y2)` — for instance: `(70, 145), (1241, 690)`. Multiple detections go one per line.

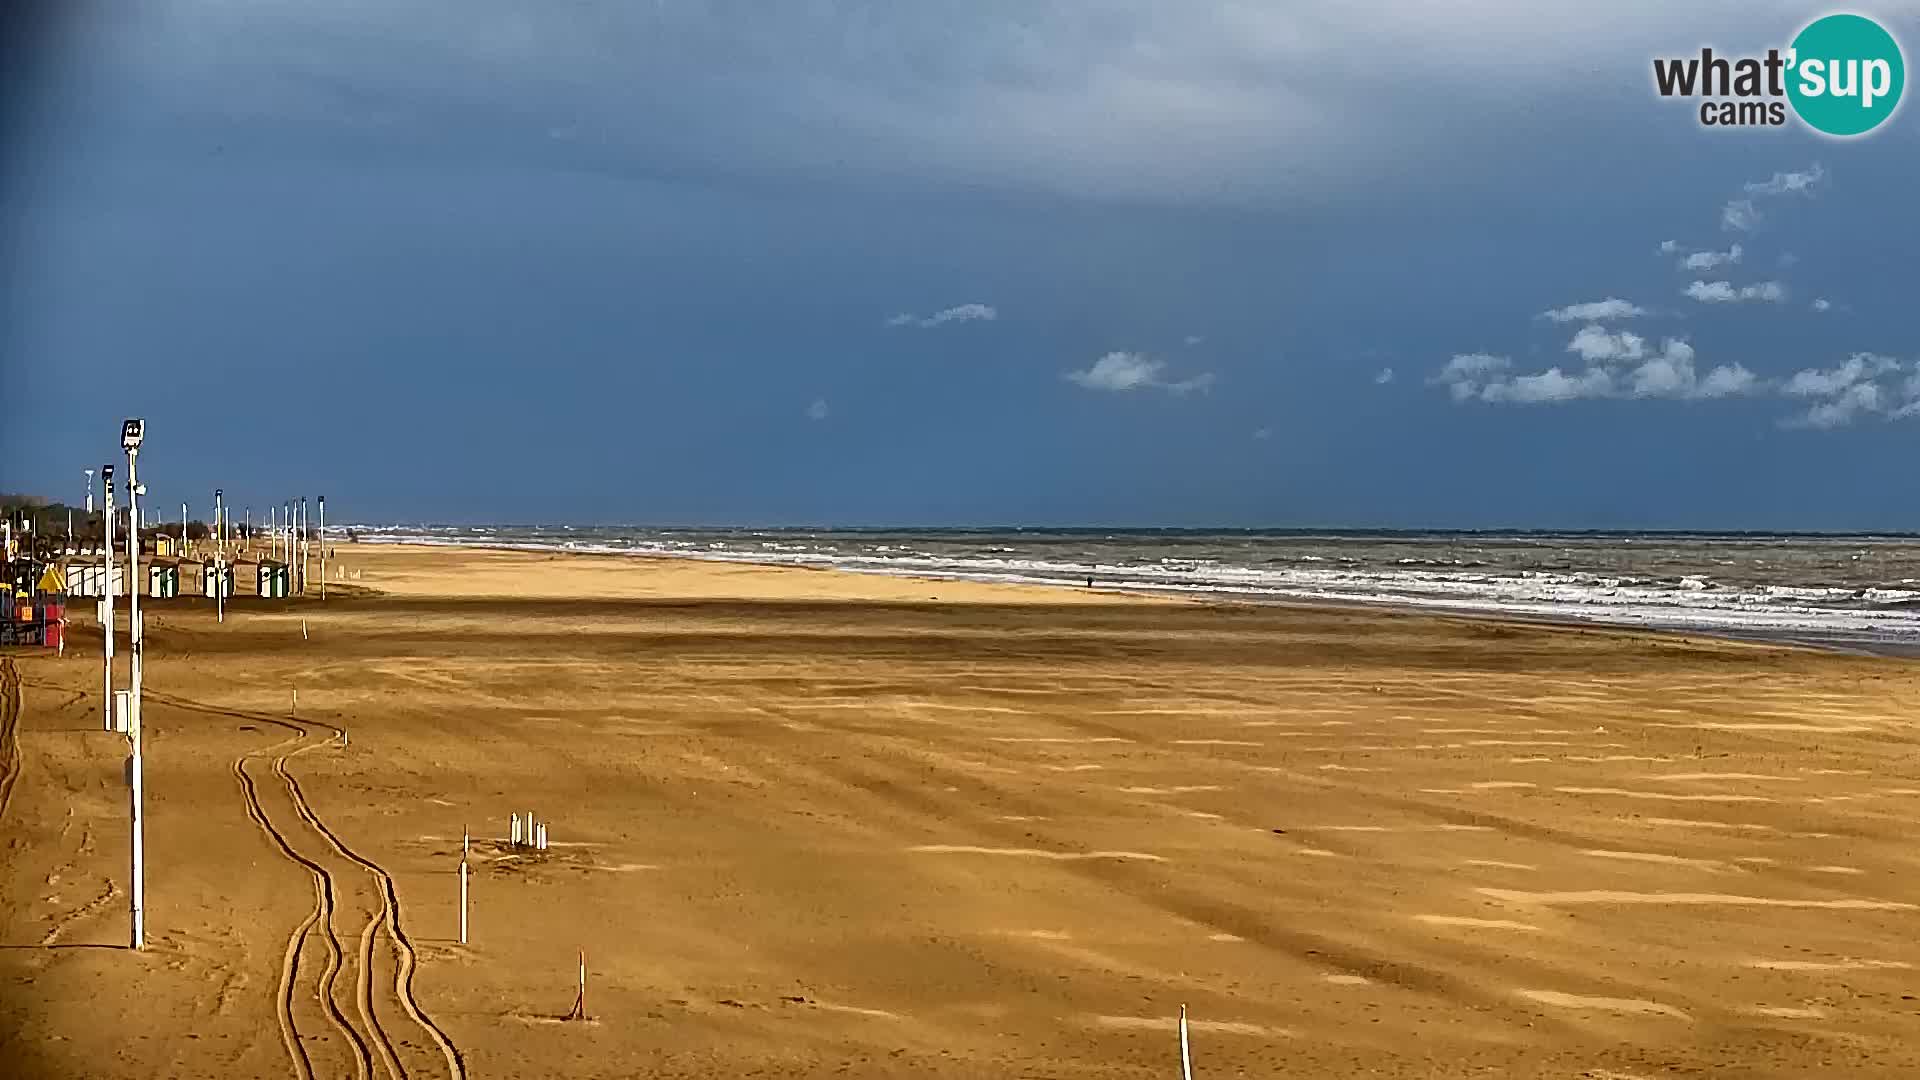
(121, 417), (147, 952)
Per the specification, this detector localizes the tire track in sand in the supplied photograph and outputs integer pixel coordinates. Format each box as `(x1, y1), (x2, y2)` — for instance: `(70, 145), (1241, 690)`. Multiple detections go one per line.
(0, 658), (23, 825)
(275, 752), (464, 1080)
(274, 745), (407, 1080)
(153, 688), (463, 1080)
(233, 724), (373, 1080)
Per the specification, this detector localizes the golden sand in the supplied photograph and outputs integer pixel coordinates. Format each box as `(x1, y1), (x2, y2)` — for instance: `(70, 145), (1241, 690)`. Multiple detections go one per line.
(4, 542), (1920, 1078)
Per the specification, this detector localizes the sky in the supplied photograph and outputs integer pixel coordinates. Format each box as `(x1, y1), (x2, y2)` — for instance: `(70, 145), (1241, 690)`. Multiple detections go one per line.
(5, 1), (1920, 529)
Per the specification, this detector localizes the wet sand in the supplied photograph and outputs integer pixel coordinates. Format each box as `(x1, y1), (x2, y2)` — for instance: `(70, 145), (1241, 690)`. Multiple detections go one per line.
(4, 542), (1920, 1078)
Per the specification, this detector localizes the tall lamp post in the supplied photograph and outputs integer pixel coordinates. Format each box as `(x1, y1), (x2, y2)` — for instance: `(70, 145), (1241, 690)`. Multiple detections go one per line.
(300, 496), (310, 594)
(122, 418), (147, 951)
(102, 464), (115, 732)
(214, 488), (226, 623)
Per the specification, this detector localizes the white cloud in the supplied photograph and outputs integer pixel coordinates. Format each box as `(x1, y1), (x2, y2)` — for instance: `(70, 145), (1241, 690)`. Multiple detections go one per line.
(1778, 353), (1914, 428)
(1744, 163), (1826, 197)
(1440, 337), (1755, 406)
(1657, 239), (1680, 255)
(1541, 297), (1644, 323)
(1374, 366), (1395, 385)
(806, 397), (830, 420)
(1781, 353), (1901, 397)
(1722, 163), (1825, 232)
(1251, 426), (1272, 440)
(1184, 335), (1205, 346)
(1793, 382), (1883, 429)
(1684, 280), (1786, 304)
(1437, 352), (1509, 379)
(1065, 350), (1212, 394)
(1680, 243), (1741, 271)
(1695, 363), (1757, 399)
(887, 303), (997, 328)
(1811, 298), (1831, 312)
(1481, 366), (1613, 403)
(1567, 324), (1646, 363)
(1720, 199), (1760, 232)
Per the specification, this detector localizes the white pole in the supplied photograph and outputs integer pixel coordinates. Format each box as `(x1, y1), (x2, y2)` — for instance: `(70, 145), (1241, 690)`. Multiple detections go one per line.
(85, 468), (94, 514)
(300, 497), (309, 594)
(1179, 1005), (1192, 1080)
(214, 489), (225, 624)
(512, 814), (521, 846)
(458, 859), (469, 945)
(126, 438), (145, 952)
(102, 464), (115, 732)
(181, 501), (188, 558)
(319, 496), (326, 601)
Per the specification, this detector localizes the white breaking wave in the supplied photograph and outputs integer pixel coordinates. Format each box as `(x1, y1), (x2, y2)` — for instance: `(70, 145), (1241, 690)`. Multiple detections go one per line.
(335, 525), (1920, 649)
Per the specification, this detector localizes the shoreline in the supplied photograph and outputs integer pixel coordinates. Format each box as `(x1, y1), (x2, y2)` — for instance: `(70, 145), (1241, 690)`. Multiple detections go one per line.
(346, 537), (1910, 660)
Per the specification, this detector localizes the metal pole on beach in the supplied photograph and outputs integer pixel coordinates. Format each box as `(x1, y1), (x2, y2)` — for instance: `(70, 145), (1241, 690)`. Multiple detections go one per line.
(318, 496), (326, 600)
(102, 464), (115, 731)
(214, 489), (225, 624)
(300, 497), (310, 594)
(122, 418), (147, 950)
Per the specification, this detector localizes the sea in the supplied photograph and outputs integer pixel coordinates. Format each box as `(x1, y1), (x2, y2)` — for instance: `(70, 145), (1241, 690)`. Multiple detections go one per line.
(346, 526), (1920, 656)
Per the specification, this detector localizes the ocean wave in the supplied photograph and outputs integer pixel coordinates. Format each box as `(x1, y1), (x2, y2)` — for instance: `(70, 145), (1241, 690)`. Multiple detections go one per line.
(334, 526), (1920, 646)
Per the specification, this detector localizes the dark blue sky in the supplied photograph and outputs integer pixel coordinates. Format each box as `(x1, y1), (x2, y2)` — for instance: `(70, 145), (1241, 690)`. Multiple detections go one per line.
(5, 3), (1919, 529)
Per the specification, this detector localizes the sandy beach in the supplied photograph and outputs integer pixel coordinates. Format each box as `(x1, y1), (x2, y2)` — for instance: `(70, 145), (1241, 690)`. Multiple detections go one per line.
(4, 542), (1920, 1078)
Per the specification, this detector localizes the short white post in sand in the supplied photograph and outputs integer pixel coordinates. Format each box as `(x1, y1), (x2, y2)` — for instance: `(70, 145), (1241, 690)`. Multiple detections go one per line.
(1179, 1004), (1193, 1080)
(301, 618), (308, 641)
(290, 688), (297, 717)
(537, 823), (548, 851)
(511, 814), (522, 846)
(458, 859), (469, 945)
(463, 825), (471, 859)
(566, 948), (587, 1021)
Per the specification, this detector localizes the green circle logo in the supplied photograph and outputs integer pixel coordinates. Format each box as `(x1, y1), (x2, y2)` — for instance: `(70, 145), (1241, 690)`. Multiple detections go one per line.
(1787, 14), (1905, 136)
